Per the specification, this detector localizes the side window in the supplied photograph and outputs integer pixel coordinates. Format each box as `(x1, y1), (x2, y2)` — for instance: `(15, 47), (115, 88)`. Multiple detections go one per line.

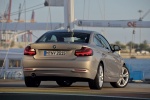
(38, 35), (47, 42)
(93, 36), (103, 47)
(97, 34), (111, 51)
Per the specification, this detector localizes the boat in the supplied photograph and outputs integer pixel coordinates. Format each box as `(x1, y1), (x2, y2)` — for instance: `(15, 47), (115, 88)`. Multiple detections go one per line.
(0, 49), (24, 80)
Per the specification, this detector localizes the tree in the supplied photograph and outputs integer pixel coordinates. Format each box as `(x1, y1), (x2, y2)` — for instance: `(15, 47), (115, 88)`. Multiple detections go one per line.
(139, 40), (149, 50)
(143, 40), (148, 44)
(114, 41), (126, 49)
(115, 41), (121, 45)
(127, 41), (134, 48)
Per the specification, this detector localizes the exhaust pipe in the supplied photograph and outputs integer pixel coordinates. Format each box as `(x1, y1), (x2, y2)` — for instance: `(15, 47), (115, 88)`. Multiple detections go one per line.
(31, 73), (36, 78)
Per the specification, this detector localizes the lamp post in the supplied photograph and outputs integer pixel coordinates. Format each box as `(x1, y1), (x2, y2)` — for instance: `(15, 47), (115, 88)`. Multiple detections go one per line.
(138, 10), (143, 47)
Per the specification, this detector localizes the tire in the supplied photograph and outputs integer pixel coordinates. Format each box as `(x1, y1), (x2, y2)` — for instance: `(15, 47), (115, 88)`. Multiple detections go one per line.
(56, 80), (73, 87)
(24, 77), (41, 87)
(88, 63), (104, 90)
(110, 65), (129, 88)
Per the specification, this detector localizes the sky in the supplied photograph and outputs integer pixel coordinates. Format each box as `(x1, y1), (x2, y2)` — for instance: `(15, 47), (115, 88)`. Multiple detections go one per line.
(0, 0), (150, 44)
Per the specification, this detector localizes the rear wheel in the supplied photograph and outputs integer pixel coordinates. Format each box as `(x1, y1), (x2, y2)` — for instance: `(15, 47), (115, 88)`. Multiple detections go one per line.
(24, 77), (41, 87)
(56, 80), (73, 87)
(88, 63), (104, 90)
(110, 65), (129, 88)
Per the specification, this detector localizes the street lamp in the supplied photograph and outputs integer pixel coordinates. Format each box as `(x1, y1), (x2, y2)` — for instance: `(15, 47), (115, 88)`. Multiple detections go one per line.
(138, 10), (143, 48)
(138, 10), (143, 21)
(130, 30), (135, 56)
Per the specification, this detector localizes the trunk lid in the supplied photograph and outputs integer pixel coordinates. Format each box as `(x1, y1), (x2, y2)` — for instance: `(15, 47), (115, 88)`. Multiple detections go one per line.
(31, 43), (83, 60)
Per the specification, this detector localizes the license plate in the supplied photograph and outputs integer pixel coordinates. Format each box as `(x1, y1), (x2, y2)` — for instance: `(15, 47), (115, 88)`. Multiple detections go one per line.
(44, 51), (67, 56)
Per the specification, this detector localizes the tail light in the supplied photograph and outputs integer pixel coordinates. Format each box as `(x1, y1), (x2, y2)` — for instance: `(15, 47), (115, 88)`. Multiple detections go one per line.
(75, 47), (93, 56)
(24, 46), (36, 56)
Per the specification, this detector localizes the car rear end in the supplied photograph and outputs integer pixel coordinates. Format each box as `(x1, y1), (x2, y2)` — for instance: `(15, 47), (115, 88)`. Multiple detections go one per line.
(23, 30), (98, 81)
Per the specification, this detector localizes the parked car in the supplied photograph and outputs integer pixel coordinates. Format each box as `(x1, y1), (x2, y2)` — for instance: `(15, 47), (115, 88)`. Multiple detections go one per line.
(23, 29), (129, 90)
(141, 50), (149, 55)
(136, 51), (141, 55)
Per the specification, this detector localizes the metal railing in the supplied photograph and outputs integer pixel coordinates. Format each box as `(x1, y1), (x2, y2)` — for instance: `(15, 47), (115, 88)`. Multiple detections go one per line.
(0, 70), (23, 80)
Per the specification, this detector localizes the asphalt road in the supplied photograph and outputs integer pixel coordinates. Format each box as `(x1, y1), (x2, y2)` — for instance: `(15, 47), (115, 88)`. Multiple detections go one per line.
(0, 80), (150, 100)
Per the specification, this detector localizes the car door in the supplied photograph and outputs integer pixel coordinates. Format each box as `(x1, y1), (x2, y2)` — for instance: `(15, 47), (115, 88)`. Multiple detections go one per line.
(96, 34), (122, 79)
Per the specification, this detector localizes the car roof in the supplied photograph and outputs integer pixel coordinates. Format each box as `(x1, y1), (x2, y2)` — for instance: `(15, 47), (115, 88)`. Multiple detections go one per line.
(45, 29), (95, 34)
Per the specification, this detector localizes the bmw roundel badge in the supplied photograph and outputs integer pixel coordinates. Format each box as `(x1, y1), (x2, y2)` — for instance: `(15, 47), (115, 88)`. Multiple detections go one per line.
(53, 45), (56, 49)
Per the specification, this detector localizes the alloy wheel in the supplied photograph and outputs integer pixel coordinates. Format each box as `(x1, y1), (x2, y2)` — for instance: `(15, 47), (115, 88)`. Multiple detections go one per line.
(98, 65), (104, 87)
(117, 67), (129, 87)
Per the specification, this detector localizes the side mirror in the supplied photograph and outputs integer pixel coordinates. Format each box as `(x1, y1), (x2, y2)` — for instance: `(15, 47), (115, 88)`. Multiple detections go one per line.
(113, 45), (121, 51)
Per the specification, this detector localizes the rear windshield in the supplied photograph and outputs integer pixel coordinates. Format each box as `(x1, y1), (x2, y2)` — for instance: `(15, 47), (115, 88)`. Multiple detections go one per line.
(36, 32), (90, 43)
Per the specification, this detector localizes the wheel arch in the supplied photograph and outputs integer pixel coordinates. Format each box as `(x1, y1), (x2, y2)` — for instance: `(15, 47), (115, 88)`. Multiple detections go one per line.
(99, 61), (104, 70)
(123, 63), (127, 67)
(93, 60), (104, 79)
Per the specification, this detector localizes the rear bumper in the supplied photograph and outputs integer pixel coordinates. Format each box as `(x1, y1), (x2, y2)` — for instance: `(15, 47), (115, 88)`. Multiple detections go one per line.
(23, 56), (98, 80)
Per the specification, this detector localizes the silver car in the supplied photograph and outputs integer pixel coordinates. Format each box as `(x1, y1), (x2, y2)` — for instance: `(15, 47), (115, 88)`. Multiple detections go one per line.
(23, 29), (129, 89)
